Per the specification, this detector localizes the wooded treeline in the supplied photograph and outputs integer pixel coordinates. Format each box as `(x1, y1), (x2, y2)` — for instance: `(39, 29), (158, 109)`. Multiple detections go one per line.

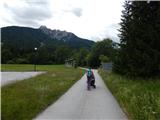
(2, 37), (117, 68)
(1, 26), (94, 65)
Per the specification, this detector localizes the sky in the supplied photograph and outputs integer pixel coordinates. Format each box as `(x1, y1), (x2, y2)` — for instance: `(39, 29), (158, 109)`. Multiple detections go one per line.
(0, 0), (125, 42)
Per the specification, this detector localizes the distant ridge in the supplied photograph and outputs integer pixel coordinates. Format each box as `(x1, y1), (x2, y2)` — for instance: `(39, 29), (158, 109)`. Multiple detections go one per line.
(1, 26), (94, 50)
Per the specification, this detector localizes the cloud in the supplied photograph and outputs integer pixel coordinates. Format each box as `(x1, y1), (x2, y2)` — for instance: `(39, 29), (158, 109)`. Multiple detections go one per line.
(2, 0), (52, 27)
(25, 0), (49, 6)
(62, 7), (83, 17)
(71, 8), (83, 17)
(0, 0), (124, 42)
(103, 24), (121, 43)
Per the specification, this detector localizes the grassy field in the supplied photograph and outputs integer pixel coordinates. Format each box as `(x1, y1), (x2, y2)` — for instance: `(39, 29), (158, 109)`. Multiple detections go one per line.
(1, 64), (85, 120)
(1, 64), (63, 71)
(99, 69), (160, 120)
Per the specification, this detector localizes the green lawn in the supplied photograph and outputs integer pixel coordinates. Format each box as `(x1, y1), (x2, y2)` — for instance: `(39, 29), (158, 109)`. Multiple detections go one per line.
(99, 69), (160, 120)
(1, 64), (35, 71)
(1, 64), (85, 120)
(1, 64), (68, 71)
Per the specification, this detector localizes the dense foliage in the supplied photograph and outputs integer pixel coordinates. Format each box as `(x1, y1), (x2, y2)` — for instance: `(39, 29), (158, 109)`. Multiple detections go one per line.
(1, 26), (118, 67)
(114, 1), (160, 77)
(85, 38), (118, 68)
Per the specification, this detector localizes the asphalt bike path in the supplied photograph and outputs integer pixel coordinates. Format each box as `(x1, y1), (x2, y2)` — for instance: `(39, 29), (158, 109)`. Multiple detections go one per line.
(35, 70), (127, 119)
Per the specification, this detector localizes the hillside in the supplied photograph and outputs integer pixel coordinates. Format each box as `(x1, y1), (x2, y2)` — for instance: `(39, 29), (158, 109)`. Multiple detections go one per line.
(1, 26), (95, 64)
(1, 26), (94, 50)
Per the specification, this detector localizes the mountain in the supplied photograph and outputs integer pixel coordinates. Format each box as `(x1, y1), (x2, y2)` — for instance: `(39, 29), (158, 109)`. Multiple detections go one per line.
(1, 26), (94, 50)
(1, 26), (95, 64)
(1, 26), (58, 51)
(39, 25), (75, 41)
(39, 25), (94, 48)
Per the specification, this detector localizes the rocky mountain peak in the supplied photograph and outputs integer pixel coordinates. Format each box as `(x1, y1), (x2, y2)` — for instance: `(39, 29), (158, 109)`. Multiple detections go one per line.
(39, 25), (47, 29)
(39, 25), (76, 41)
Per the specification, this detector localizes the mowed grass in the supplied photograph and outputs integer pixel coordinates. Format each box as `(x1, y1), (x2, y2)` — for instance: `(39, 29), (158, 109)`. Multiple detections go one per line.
(2, 65), (85, 120)
(1, 64), (37, 71)
(1, 64), (67, 71)
(99, 69), (160, 120)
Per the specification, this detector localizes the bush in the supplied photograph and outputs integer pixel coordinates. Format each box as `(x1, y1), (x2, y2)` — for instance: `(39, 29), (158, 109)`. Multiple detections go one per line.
(7, 60), (15, 64)
(99, 55), (110, 63)
(15, 58), (29, 64)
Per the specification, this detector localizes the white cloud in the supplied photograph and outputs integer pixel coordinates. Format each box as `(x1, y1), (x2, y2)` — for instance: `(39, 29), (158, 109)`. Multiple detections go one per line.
(0, 0), (124, 42)
(70, 8), (83, 17)
(0, 0), (52, 27)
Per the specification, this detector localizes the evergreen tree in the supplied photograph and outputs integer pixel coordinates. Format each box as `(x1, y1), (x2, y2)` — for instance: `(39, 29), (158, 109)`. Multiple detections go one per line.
(75, 48), (89, 66)
(55, 45), (72, 64)
(114, 1), (160, 77)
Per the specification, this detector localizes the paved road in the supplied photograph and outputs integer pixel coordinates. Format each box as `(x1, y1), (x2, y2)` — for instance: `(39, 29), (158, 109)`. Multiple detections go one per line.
(35, 70), (127, 120)
(1, 72), (45, 86)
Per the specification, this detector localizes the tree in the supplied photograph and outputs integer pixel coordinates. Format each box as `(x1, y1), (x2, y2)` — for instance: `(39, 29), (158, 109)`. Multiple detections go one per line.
(1, 48), (12, 64)
(86, 38), (116, 68)
(114, 1), (160, 77)
(74, 48), (89, 66)
(36, 47), (51, 64)
(99, 55), (110, 63)
(55, 45), (72, 64)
